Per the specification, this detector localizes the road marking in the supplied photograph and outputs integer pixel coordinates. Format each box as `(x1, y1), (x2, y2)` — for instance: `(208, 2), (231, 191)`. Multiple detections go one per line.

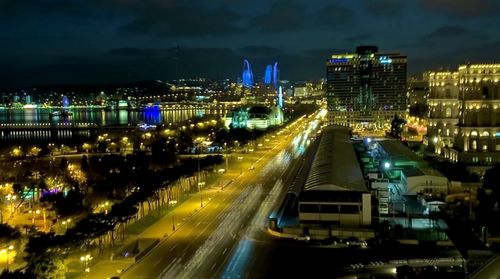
(222, 248), (227, 255)
(211, 263), (217, 271)
(170, 243), (178, 252)
(195, 222), (201, 227)
(154, 258), (162, 266)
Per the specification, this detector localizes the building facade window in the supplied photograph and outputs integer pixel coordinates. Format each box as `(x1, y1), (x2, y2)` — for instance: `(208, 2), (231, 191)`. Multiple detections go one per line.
(445, 107), (452, 117)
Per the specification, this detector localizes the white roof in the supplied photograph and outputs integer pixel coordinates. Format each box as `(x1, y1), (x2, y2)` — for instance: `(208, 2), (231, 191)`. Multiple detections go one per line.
(304, 126), (367, 192)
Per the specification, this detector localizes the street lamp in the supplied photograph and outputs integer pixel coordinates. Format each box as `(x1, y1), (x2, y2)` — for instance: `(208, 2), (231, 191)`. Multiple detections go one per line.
(6, 193), (16, 215)
(1, 245), (15, 271)
(383, 162), (391, 169)
(198, 181), (205, 207)
(169, 200), (177, 231)
(237, 156), (243, 174)
(80, 254), (92, 279)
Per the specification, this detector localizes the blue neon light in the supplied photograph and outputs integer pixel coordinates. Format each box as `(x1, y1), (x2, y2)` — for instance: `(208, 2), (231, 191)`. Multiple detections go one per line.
(272, 62), (279, 88)
(264, 64), (272, 85)
(278, 86), (283, 109)
(495, 132), (500, 137)
(242, 59), (254, 88)
(331, 58), (349, 63)
(379, 56), (392, 64)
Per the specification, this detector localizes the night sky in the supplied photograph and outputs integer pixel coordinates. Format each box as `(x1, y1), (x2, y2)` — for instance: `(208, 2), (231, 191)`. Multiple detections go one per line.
(1, 0), (499, 88)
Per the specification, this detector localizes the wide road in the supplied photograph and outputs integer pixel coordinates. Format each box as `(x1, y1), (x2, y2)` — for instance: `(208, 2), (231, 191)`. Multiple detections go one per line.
(119, 113), (320, 278)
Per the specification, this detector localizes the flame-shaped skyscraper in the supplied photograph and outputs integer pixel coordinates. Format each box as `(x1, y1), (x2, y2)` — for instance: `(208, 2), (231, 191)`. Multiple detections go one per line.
(242, 59), (254, 88)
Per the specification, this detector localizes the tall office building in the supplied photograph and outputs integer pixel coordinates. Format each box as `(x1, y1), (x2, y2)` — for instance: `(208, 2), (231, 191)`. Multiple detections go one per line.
(426, 70), (460, 155)
(326, 46), (407, 129)
(408, 76), (429, 107)
(450, 64), (500, 169)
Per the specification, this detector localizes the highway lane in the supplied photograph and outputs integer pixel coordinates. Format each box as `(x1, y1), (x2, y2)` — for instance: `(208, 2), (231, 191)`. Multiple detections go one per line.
(119, 113), (317, 278)
(188, 114), (324, 278)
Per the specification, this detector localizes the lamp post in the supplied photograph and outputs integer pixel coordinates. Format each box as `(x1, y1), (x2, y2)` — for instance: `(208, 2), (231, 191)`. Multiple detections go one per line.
(224, 142), (228, 170)
(62, 218), (71, 232)
(172, 211), (175, 231)
(197, 151), (204, 208)
(381, 161), (391, 180)
(6, 193), (16, 216)
(237, 156), (243, 174)
(198, 181), (205, 207)
(1, 245), (14, 271)
(80, 254), (92, 279)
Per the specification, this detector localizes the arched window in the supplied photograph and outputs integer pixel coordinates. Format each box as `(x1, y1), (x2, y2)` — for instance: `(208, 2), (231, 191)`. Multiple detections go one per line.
(471, 131), (478, 137)
(472, 140), (477, 150)
(445, 107), (452, 117)
(482, 131), (490, 137)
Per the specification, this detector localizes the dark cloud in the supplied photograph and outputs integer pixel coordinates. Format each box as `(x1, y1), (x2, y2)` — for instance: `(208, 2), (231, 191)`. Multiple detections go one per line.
(362, 0), (406, 16)
(420, 0), (500, 18)
(345, 34), (371, 43)
(409, 40), (500, 75)
(406, 25), (491, 49)
(422, 26), (467, 40)
(249, 0), (305, 32)
(108, 47), (177, 58)
(120, 3), (241, 37)
(238, 46), (283, 57)
(315, 4), (354, 26)
(304, 48), (349, 59)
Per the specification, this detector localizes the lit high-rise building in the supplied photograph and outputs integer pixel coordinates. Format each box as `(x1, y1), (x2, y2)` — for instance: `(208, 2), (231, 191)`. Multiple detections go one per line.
(408, 76), (429, 107)
(326, 46), (407, 129)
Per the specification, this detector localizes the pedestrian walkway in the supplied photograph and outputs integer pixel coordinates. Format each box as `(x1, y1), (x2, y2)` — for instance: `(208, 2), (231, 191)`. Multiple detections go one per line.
(70, 164), (244, 279)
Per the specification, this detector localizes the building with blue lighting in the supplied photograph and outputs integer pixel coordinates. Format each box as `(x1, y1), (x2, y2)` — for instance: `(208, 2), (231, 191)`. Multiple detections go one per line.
(264, 64), (272, 85)
(326, 46), (407, 129)
(242, 59), (254, 88)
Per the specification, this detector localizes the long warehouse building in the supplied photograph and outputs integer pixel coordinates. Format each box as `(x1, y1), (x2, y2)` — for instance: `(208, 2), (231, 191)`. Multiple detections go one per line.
(298, 126), (372, 227)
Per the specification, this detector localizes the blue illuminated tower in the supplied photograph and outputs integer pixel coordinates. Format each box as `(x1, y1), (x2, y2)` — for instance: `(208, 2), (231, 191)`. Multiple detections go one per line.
(272, 62), (279, 88)
(277, 86), (284, 109)
(62, 96), (69, 108)
(264, 64), (272, 85)
(242, 59), (254, 88)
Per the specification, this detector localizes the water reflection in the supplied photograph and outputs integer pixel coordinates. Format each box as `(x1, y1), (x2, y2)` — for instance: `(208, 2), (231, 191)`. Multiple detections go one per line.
(0, 107), (227, 126)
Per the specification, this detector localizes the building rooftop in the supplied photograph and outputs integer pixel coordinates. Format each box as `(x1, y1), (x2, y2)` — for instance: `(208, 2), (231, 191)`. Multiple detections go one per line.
(303, 126), (367, 192)
(379, 139), (446, 180)
(401, 168), (425, 177)
(378, 139), (423, 166)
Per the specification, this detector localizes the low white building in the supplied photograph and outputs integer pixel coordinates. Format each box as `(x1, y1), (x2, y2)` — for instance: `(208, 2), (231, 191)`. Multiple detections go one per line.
(224, 105), (284, 130)
(401, 168), (448, 195)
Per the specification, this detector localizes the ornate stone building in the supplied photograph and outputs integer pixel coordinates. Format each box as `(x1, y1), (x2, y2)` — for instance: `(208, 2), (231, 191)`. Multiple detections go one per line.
(450, 64), (500, 168)
(425, 71), (460, 154)
(425, 63), (500, 173)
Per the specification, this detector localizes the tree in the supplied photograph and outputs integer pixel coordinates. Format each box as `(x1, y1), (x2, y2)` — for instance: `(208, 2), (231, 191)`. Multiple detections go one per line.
(390, 114), (406, 140)
(24, 234), (68, 279)
(26, 251), (66, 279)
(80, 155), (89, 173)
(178, 131), (193, 154)
(59, 157), (68, 172)
(0, 223), (21, 242)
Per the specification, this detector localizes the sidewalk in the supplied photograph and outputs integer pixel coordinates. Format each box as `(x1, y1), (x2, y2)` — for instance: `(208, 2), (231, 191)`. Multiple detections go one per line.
(70, 164), (243, 279)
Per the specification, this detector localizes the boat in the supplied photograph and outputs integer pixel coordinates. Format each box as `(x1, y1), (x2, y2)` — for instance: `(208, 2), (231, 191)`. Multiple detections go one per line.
(50, 110), (73, 118)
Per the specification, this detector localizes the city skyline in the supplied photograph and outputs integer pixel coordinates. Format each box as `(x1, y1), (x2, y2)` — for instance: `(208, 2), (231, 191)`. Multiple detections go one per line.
(1, 0), (500, 88)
